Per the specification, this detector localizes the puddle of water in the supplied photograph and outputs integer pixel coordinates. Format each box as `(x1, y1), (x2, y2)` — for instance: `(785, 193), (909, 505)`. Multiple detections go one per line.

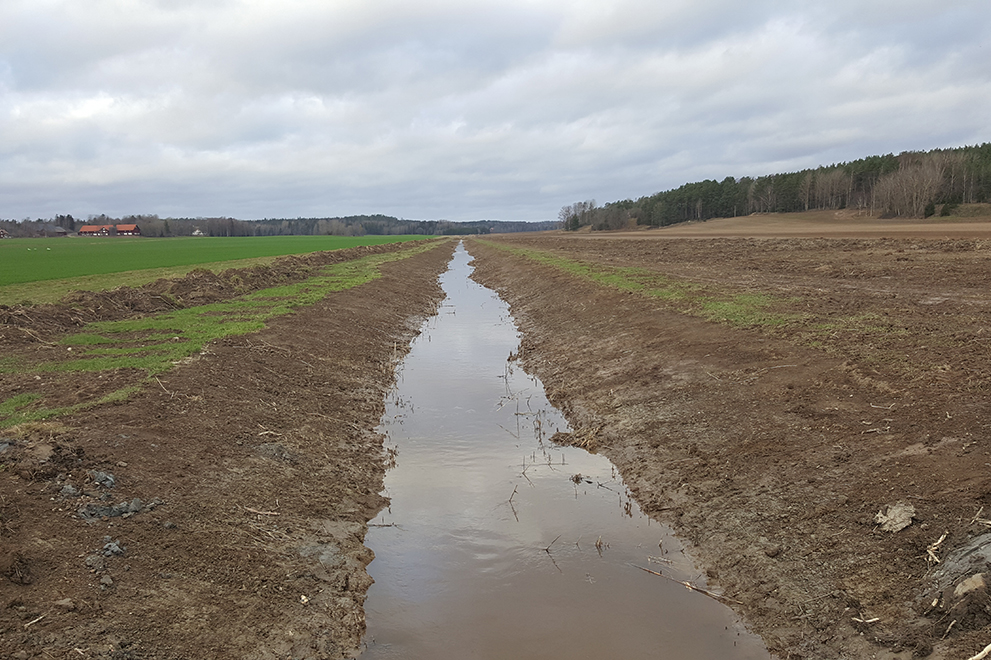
(361, 243), (768, 659)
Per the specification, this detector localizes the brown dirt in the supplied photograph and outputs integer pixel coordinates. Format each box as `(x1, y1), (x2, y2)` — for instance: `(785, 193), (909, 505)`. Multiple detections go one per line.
(0, 240), (454, 659)
(465, 222), (991, 660)
(598, 210), (991, 239)
(7, 213), (991, 659)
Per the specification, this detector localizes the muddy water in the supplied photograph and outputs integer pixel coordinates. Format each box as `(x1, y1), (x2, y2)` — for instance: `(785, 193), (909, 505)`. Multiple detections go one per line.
(361, 243), (768, 659)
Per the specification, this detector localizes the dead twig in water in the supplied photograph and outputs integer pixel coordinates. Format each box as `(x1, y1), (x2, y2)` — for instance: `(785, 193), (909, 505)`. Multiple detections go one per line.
(509, 486), (519, 522)
(630, 564), (740, 604)
(544, 534), (561, 553)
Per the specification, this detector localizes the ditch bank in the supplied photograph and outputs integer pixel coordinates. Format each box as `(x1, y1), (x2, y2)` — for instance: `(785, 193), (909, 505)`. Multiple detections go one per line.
(1, 239), (455, 659)
(466, 234), (991, 660)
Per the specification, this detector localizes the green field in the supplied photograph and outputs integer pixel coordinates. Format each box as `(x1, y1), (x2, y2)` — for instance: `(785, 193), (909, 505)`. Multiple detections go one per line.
(0, 235), (429, 285)
(0, 235), (431, 305)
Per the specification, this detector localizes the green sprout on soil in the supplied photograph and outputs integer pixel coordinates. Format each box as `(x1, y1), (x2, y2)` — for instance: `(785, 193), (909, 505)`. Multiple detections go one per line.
(0, 357), (24, 374)
(0, 386), (146, 429)
(45, 248), (425, 376)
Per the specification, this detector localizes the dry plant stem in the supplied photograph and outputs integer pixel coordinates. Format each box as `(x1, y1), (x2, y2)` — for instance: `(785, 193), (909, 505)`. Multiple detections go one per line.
(927, 531), (949, 565)
(24, 613), (46, 629)
(154, 377), (173, 397)
(631, 564), (741, 604)
(967, 642), (991, 660)
(244, 507), (279, 516)
(852, 615), (880, 624)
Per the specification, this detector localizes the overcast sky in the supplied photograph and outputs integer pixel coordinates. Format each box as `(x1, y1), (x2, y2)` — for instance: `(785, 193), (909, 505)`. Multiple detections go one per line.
(1, 0), (988, 222)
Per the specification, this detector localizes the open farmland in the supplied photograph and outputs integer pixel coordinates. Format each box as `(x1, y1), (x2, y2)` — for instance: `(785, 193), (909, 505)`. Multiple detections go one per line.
(0, 235), (431, 305)
(1, 239), (455, 658)
(4, 214), (991, 659)
(465, 216), (991, 659)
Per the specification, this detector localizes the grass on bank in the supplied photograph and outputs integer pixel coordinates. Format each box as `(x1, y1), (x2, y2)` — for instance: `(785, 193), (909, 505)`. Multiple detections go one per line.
(474, 241), (942, 383)
(0, 241), (442, 428)
(481, 242), (799, 330)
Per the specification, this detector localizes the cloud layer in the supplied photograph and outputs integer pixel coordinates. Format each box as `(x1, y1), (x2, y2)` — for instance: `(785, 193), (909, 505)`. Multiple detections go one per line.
(2, 0), (989, 221)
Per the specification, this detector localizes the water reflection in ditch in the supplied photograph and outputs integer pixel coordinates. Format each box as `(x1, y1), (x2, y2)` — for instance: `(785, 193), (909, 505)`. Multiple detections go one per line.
(361, 243), (768, 659)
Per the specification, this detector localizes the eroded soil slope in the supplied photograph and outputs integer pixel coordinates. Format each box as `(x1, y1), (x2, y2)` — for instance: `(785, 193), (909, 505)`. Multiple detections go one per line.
(467, 233), (991, 660)
(1, 240), (454, 659)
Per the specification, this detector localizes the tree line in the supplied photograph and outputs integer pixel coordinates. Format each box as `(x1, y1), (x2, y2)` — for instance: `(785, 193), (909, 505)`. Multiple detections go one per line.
(559, 143), (991, 231)
(0, 214), (557, 238)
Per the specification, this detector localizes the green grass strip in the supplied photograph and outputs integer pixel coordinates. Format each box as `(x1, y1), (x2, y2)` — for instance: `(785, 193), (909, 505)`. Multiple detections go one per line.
(0, 386), (143, 429)
(0, 240), (443, 428)
(0, 235), (432, 288)
(479, 241), (796, 329)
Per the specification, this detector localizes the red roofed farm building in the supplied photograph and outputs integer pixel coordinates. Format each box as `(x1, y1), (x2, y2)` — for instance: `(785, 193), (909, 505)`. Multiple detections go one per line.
(78, 225), (113, 236)
(77, 224), (142, 236)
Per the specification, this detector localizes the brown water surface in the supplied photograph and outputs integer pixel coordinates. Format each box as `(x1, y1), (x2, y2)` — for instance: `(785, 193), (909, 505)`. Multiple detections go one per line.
(361, 243), (769, 659)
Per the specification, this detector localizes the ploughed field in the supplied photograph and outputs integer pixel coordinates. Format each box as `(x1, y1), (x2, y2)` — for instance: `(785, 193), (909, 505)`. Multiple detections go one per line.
(465, 226), (991, 660)
(3, 218), (991, 659)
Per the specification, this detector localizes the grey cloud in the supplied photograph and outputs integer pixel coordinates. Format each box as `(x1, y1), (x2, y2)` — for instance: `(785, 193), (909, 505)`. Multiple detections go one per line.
(1, 0), (989, 221)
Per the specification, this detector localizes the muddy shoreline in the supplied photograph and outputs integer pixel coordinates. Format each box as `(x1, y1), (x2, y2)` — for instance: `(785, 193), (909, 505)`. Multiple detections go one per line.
(1, 240), (454, 659)
(466, 233), (991, 660)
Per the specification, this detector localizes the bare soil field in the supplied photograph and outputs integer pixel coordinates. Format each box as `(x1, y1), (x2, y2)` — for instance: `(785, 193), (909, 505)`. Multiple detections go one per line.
(607, 209), (991, 239)
(1, 240), (454, 659)
(466, 217), (991, 659)
(6, 212), (991, 659)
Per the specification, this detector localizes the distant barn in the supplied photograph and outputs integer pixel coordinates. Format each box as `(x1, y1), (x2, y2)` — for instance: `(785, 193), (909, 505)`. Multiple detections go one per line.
(36, 223), (68, 237)
(78, 224), (113, 236)
(77, 224), (141, 236)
